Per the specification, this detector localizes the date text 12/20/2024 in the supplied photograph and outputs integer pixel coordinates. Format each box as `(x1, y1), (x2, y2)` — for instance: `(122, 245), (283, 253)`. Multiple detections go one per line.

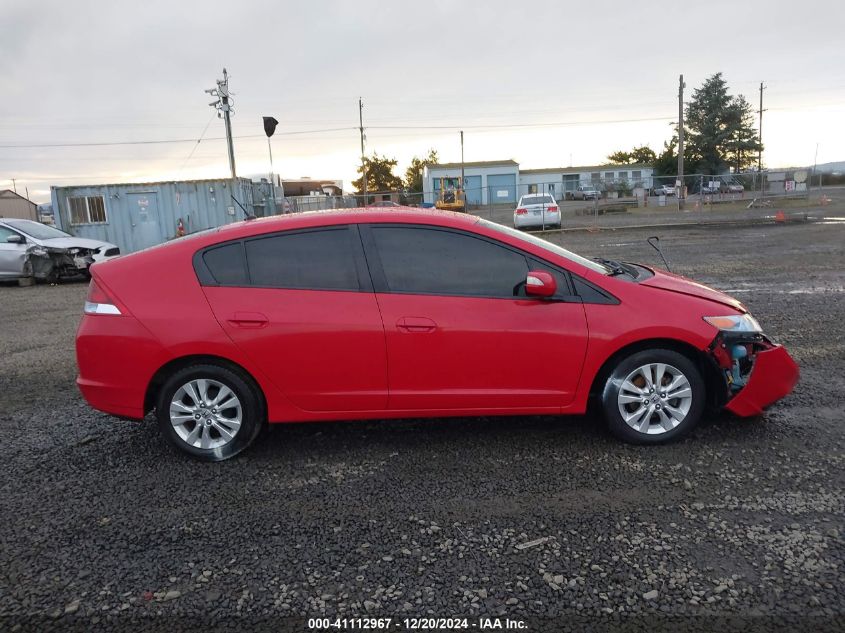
(308, 617), (528, 630)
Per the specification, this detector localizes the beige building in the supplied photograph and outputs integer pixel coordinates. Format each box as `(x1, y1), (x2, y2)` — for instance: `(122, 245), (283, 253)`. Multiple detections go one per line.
(0, 189), (38, 221)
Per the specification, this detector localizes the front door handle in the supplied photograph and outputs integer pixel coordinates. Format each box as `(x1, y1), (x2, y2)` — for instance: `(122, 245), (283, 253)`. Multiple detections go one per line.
(227, 311), (269, 328)
(396, 316), (437, 333)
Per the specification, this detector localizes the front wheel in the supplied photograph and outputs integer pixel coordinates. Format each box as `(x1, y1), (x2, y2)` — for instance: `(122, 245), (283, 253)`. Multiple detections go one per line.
(601, 349), (705, 444)
(156, 364), (264, 461)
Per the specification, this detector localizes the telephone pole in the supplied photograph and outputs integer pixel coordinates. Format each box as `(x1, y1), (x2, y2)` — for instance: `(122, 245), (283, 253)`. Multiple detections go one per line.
(359, 97), (367, 205)
(206, 68), (237, 179)
(758, 82), (766, 175)
(677, 74), (685, 207)
(460, 130), (465, 192)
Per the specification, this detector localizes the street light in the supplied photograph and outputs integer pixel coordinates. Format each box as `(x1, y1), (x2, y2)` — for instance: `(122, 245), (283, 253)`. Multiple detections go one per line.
(263, 116), (279, 214)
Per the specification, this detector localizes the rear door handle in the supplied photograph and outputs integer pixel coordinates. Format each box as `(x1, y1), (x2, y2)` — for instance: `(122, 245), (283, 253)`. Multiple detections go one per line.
(396, 316), (437, 333)
(227, 311), (269, 328)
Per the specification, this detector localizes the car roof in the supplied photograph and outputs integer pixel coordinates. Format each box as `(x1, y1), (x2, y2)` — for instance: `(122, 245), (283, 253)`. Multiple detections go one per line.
(209, 207), (480, 240)
(0, 218), (34, 225)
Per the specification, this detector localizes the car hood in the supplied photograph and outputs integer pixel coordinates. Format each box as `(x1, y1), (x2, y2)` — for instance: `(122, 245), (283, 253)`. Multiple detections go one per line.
(38, 237), (114, 251)
(639, 268), (746, 312)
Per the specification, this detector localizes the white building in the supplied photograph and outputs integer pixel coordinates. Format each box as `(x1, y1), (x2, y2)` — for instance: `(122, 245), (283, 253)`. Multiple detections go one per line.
(423, 160), (654, 206)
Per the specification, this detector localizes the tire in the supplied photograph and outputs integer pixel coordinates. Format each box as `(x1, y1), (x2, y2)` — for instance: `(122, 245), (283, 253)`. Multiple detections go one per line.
(45, 268), (60, 285)
(156, 363), (264, 461)
(600, 349), (705, 444)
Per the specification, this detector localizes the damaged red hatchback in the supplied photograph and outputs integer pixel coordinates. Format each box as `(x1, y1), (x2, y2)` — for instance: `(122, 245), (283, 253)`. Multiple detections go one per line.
(76, 209), (799, 461)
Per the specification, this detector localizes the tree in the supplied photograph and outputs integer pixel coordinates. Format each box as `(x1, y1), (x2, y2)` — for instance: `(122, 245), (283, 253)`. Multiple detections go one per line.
(404, 149), (439, 193)
(352, 153), (403, 196)
(607, 145), (657, 165)
(652, 138), (678, 176)
(684, 73), (762, 175)
(723, 95), (761, 173)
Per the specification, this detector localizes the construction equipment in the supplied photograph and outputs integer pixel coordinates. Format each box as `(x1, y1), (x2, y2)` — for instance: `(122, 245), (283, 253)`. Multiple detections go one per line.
(434, 178), (466, 212)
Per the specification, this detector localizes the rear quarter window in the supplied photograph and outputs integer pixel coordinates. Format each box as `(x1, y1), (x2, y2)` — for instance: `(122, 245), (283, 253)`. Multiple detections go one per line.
(202, 242), (247, 285)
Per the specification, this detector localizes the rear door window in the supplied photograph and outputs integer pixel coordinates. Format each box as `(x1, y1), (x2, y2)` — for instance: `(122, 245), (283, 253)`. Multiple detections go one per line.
(369, 225), (528, 298)
(245, 227), (360, 291)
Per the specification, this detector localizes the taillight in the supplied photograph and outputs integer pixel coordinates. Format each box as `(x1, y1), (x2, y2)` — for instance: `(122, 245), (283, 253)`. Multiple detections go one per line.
(84, 279), (122, 315)
(548, 206), (559, 212)
(515, 208), (528, 215)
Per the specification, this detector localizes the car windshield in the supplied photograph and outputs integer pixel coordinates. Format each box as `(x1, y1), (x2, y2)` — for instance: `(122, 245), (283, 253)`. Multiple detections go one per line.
(521, 196), (554, 206)
(3, 219), (71, 240)
(478, 219), (610, 274)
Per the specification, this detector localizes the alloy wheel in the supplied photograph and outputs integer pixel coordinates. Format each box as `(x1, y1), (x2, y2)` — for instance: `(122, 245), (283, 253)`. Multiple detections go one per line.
(169, 379), (242, 450)
(616, 363), (693, 435)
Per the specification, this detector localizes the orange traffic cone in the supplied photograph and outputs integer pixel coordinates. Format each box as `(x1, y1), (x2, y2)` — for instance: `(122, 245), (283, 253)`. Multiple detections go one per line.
(774, 211), (786, 223)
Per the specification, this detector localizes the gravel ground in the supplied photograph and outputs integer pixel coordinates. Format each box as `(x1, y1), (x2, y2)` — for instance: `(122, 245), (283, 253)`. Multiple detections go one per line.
(1, 219), (843, 632)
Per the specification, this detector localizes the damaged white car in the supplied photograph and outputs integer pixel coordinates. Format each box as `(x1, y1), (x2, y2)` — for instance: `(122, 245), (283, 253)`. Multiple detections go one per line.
(0, 219), (120, 282)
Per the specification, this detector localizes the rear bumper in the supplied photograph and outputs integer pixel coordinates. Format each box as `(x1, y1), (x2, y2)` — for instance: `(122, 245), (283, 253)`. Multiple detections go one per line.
(77, 377), (146, 419)
(76, 314), (165, 420)
(725, 345), (799, 417)
(514, 213), (560, 228)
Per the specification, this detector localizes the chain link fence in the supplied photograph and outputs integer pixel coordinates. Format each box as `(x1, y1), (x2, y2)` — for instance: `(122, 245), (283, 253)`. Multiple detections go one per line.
(272, 167), (824, 231)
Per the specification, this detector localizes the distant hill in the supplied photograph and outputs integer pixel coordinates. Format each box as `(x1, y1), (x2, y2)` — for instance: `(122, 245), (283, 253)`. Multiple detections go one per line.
(813, 161), (845, 173)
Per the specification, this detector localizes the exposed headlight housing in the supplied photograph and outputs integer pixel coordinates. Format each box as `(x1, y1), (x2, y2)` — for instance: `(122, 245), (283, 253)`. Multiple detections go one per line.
(703, 314), (762, 333)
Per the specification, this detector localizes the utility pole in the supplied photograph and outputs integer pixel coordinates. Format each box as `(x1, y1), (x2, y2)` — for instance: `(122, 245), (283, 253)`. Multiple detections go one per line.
(359, 97), (367, 205)
(677, 74), (685, 208)
(206, 68), (237, 179)
(758, 82), (766, 178)
(460, 130), (465, 201)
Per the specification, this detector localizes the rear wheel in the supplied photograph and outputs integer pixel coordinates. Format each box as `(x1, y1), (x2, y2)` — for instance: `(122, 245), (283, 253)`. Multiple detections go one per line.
(601, 349), (705, 444)
(156, 364), (264, 461)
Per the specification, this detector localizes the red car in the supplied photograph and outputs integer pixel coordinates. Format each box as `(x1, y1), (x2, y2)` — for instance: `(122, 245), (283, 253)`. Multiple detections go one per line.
(76, 208), (799, 461)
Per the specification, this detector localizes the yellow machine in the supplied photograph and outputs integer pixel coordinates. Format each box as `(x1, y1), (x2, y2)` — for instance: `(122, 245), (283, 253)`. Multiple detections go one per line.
(434, 178), (466, 213)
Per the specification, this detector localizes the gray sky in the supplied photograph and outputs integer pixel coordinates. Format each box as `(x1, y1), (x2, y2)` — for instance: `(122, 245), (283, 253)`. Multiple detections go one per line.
(3, 0), (844, 202)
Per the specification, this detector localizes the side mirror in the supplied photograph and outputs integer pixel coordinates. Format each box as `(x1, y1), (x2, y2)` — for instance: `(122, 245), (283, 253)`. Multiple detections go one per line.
(525, 270), (556, 298)
(6, 234), (23, 244)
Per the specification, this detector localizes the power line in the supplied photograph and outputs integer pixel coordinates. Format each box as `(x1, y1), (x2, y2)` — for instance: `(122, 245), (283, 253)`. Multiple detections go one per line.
(175, 113), (216, 178)
(0, 127), (358, 149)
(368, 116), (673, 130)
(0, 114), (677, 150)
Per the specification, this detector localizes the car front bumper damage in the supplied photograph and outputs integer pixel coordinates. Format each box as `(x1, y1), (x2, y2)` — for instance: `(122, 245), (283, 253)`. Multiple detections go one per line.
(708, 333), (799, 417)
(26, 246), (94, 280)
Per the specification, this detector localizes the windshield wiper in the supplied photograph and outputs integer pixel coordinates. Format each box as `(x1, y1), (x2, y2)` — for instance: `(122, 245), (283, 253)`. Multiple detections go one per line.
(593, 258), (632, 277)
